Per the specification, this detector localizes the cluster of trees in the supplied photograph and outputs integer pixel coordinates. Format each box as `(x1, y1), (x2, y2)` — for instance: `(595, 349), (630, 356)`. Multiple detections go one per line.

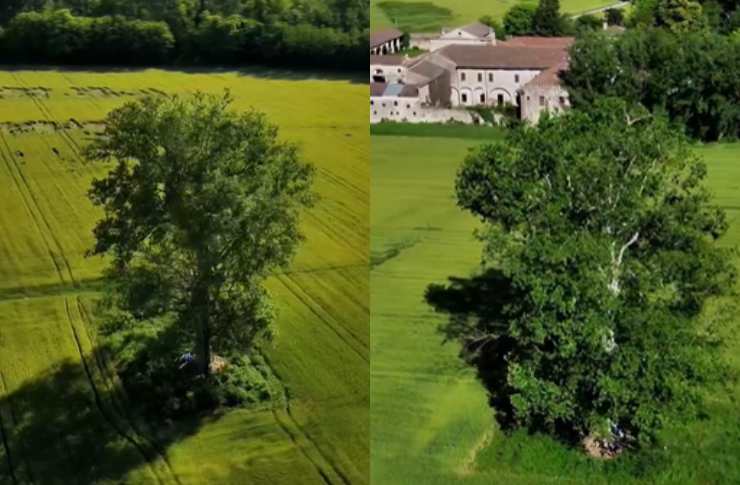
(451, 99), (735, 448)
(631, 0), (740, 33)
(0, 0), (368, 68)
(482, 0), (618, 38)
(564, 28), (740, 141)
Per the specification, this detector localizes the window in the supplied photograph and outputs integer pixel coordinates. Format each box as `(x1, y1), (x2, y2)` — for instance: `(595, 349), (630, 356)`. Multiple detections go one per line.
(488, 73), (493, 82)
(480, 93), (486, 103)
(497, 94), (504, 105)
(397, 68), (402, 73)
(461, 93), (468, 103)
(370, 100), (374, 105)
(413, 112), (417, 116)
(514, 74), (520, 83)
(373, 111), (377, 115)
(394, 101), (398, 106)
(382, 103), (386, 107)
(477, 73), (483, 82)
(539, 96), (546, 107)
(460, 72), (466, 81)
(406, 104), (411, 108)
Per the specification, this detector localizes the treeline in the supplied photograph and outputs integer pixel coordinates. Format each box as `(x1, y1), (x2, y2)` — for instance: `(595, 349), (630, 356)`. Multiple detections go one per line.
(0, 0), (368, 68)
(0, 10), (175, 64)
(0, 0), (369, 32)
(564, 28), (740, 141)
(191, 14), (366, 67)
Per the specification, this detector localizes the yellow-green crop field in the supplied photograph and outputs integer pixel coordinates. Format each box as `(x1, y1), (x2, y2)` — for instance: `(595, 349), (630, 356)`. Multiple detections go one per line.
(0, 68), (368, 484)
(371, 131), (740, 484)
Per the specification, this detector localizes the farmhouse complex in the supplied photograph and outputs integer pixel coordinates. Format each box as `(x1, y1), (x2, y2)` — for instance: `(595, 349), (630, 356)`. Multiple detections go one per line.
(369, 23), (573, 124)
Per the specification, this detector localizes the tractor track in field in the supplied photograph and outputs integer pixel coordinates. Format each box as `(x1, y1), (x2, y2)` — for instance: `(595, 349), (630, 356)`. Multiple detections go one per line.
(75, 299), (182, 484)
(0, 133), (73, 287)
(275, 274), (368, 363)
(64, 298), (181, 485)
(291, 271), (368, 350)
(304, 210), (365, 260)
(260, 352), (351, 485)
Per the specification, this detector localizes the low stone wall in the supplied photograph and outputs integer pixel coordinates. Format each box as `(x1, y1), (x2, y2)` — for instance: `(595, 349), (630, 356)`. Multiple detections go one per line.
(371, 106), (481, 124)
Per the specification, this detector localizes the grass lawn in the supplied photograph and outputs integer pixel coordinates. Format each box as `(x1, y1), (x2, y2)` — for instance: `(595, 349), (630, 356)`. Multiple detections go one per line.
(371, 131), (740, 484)
(0, 67), (368, 484)
(371, 0), (622, 32)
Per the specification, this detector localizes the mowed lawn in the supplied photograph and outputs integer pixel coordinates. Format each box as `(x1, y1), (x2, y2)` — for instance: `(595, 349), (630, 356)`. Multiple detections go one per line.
(0, 68), (368, 484)
(371, 131), (740, 484)
(371, 0), (618, 31)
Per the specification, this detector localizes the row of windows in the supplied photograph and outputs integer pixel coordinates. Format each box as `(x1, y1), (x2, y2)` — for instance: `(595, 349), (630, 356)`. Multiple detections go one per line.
(458, 93), (567, 106)
(372, 110), (419, 116)
(370, 100), (412, 109)
(373, 68), (403, 74)
(459, 72), (520, 83)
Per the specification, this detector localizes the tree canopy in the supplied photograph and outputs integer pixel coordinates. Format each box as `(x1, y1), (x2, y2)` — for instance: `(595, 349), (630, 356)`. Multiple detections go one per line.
(451, 99), (735, 447)
(563, 29), (740, 141)
(86, 92), (314, 393)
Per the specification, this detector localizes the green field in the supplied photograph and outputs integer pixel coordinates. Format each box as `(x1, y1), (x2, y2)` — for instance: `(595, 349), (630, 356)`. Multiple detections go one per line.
(0, 68), (368, 484)
(371, 132), (740, 484)
(371, 0), (619, 31)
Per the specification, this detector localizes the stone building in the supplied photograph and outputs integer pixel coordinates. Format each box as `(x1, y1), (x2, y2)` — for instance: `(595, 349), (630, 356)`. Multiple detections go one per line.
(429, 22), (496, 51)
(369, 28), (573, 125)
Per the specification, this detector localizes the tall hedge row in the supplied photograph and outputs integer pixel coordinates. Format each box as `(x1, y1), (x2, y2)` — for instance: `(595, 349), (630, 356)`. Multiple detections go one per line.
(0, 9), (367, 69)
(1, 10), (175, 64)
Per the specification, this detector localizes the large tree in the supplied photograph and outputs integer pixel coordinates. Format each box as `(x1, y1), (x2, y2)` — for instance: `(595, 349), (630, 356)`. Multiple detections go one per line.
(453, 99), (735, 447)
(86, 92), (314, 378)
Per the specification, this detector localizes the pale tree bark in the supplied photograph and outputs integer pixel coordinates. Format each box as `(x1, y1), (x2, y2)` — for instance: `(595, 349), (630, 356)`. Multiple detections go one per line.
(608, 231), (639, 295)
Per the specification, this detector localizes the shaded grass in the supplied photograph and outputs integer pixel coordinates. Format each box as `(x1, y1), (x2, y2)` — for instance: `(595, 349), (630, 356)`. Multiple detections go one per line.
(370, 135), (740, 484)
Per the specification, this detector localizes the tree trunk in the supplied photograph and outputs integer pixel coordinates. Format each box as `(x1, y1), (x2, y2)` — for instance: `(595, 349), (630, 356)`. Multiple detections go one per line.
(192, 279), (211, 378)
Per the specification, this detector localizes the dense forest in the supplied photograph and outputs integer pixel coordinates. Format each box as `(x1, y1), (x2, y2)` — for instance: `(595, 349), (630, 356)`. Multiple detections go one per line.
(0, 0), (369, 68)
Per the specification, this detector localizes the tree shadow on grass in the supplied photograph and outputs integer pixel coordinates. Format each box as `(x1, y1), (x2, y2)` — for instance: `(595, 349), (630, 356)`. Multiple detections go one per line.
(0, 356), (203, 484)
(0, 304), (228, 485)
(424, 268), (522, 431)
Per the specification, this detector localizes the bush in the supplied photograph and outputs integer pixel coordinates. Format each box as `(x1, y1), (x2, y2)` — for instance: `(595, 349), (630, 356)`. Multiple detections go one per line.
(503, 5), (537, 35)
(575, 14), (603, 33)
